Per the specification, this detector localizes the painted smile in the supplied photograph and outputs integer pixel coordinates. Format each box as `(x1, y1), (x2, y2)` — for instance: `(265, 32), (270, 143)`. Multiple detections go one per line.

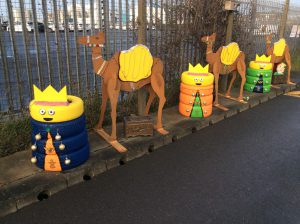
(43, 118), (53, 121)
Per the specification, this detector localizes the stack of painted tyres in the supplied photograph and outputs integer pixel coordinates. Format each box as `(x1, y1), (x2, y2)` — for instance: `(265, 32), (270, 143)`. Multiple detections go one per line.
(29, 85), (89, 171)
(179, 64), (214, 118)
(244, 54), (273, 93)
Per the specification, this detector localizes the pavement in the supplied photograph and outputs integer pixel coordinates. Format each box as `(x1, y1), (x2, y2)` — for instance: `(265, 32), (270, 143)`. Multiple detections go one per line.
(0, 82), (298, 219)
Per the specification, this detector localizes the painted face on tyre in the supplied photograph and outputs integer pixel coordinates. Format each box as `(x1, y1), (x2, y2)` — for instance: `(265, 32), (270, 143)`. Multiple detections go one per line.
(181, 63), (214, 87)
(29, 85), (84, 123)
(249, 54), (273, 70)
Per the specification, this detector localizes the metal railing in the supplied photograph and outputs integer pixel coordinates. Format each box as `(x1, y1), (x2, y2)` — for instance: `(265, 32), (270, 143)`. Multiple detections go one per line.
(0, 0), (299, 115)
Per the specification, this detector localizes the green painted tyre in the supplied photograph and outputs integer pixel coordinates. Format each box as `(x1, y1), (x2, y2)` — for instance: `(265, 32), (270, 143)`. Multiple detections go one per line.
(246, 68), (272, 78)
(244, 83), (271, 93)
(246, 76), (272, 85)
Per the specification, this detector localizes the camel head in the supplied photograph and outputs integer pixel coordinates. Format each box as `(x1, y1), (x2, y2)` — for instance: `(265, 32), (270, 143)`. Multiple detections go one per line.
(265, 33), (273, 43)
(77, 32), (105, 48)
(200, 33), (216, 44)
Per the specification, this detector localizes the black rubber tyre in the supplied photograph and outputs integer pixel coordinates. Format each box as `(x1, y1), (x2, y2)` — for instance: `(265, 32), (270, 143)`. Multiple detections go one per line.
(246, 76), (272, 85)
(30, 115), (86, 139)
(32, 130), (88, 155)
(32, 144), (90, 171)
(244, 83), (271, 93)
(246, 68), (272, 78)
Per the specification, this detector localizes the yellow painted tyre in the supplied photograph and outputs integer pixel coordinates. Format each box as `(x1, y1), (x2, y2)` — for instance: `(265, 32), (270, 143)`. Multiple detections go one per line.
(29, 95), (84, 123)
(181, 71), (214, 87)
(249, 61), (273, 70)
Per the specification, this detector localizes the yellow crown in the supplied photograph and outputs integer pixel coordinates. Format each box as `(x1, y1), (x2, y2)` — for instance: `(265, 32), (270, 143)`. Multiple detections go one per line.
(33, 85), (68, 102)
(188, 63), (209, 74)
(255, 54), (271, 62)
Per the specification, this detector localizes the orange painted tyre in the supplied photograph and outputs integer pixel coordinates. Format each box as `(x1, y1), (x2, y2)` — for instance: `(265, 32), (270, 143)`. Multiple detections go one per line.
(180, 83), (213, 97)
(201, 105), (213, 118)
(179, 102), (193, 117)
(179, 92), (213, 107)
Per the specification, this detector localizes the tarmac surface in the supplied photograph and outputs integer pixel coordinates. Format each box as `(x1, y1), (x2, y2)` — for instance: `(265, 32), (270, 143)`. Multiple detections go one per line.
(1, 95), (300, 224)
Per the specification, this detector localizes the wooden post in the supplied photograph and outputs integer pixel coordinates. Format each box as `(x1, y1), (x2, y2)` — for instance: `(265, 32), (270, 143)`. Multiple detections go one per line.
(279, 0), (290, 38)
(225, 12), (234, 45)
(137, 0), (147, 115)
(220, 10), (234, 92)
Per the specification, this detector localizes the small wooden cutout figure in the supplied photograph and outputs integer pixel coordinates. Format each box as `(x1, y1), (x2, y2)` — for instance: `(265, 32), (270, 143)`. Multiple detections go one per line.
(77, 32), (168, 153)
(44, 132), (62, 172)
(200, 33), (247, 111)
(274, 62), (286, 76)
(265, 34), (294, 85)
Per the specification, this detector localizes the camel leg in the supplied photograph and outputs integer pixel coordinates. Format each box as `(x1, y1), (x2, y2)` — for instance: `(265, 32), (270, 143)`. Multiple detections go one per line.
(96, 80), (108, 130)
(107, 80), (120, 141)
(225, 71), (237, 97)
(213, 73), (220, 105)
(145, 85), (156, 115)
(151, 59), (168, 135)
(237, 59), (246, 101)
(285, 48), (295, 85)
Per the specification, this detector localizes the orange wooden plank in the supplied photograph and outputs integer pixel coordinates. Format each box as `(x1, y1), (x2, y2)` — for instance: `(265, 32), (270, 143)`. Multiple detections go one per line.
(218, 93), (248, 104)
(94, 128), (127, 153)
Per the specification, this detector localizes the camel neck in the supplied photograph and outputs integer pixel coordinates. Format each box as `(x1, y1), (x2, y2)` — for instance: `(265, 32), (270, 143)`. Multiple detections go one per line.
(266, 42), (272, 56)
(205, 44), (215, 64)
(91, 48), (107, 76)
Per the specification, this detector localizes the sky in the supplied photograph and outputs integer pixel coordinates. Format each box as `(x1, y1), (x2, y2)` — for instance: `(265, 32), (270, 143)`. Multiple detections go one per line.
(290, 0), (300, 6)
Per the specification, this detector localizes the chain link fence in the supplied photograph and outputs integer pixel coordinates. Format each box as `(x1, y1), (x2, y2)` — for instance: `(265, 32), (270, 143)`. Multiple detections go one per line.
(0, 0), (299, 116)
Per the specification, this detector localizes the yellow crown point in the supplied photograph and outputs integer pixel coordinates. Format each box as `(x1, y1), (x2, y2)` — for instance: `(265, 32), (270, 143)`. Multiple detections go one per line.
(188, 63), (209, 73)
(255, 54), (271, 62)
(33, 85), (68, 102)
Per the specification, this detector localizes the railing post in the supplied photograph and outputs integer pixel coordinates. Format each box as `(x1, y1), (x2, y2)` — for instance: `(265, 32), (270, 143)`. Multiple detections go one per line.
(279, 0), (290, 38)
(137, 0), (147, 115)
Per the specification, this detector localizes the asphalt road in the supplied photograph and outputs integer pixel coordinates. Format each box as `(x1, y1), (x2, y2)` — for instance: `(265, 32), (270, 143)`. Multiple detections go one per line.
(2, 95), (300, 224)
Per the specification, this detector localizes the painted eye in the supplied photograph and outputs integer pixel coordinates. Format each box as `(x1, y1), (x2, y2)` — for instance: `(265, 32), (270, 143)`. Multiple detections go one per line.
(48, 109), (55, 116)
(194, 78), (198, 82)
(200, 77), (204, 82)
(39, 109), (46, 115)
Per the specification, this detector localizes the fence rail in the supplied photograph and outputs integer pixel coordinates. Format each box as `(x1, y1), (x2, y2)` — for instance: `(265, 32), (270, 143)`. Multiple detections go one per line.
(0, 0), (300, 115)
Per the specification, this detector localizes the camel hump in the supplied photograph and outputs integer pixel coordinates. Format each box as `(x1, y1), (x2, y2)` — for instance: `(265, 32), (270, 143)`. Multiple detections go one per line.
(221, 42), (241, 65)
(119, 45), (153, 82)
(273, 38), (286, 57)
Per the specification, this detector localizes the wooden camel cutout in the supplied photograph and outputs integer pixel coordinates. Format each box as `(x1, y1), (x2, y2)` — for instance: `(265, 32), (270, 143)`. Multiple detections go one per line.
(77, 32), (168, 153)
(265, 33), (295, 85)
(200, 33), (247, 111)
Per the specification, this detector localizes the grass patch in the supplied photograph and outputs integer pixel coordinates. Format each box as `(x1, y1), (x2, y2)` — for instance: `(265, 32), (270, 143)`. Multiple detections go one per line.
(0, 114), (31, 157)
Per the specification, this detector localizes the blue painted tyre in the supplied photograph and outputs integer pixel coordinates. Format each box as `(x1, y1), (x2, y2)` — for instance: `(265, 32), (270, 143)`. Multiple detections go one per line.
(32, 130), (88, 155)
(30, 115), (86, 139)
(32, 144), (90, 171)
